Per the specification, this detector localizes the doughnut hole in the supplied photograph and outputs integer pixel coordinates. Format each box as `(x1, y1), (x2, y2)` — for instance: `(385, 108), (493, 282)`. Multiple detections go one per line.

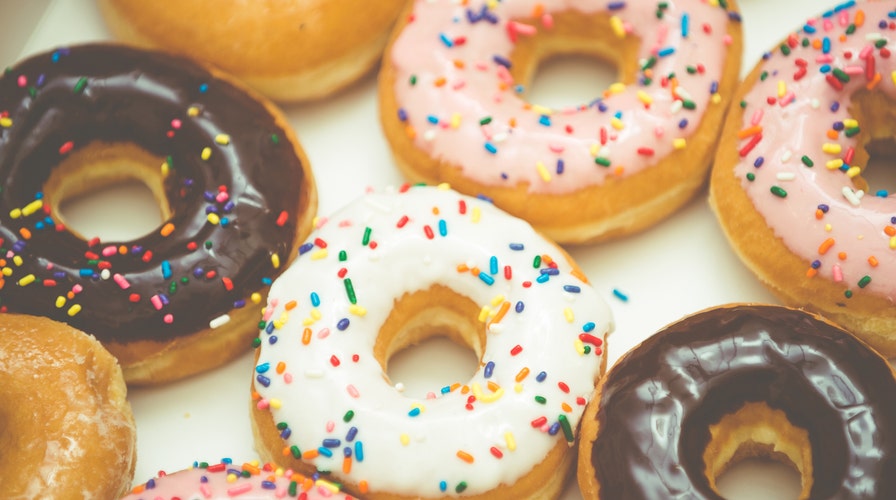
(375, 285), (484, 398)
(44, 141), (168, 241)
(507, 11), (640, 109)
(703, 401), (807, 500)
(846, 91), (896, 197)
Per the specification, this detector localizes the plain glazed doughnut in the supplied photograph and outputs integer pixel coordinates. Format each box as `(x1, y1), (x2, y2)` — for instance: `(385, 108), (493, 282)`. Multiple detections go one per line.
(379, 0), (743, 244)
(98, 0), (407, 102)
(577, 304), (896, 499)
(250, 185), (613, 499)
(710, 0), (896, 357)
(0, 313), (136, 499)
(123, 459), (358, 499)
(0, 44), (317, 384)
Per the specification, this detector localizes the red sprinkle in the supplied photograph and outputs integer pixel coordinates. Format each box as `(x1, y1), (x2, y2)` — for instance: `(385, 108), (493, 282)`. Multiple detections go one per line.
(59, 141), (74, 154)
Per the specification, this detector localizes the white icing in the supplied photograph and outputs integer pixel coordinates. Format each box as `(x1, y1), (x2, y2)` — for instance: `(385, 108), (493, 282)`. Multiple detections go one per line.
(253, 186), (614, 496)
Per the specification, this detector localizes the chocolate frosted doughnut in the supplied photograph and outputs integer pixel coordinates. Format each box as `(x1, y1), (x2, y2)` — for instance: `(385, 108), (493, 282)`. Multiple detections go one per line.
(0, 43), (317, 384)
(577, 304), (896, 499)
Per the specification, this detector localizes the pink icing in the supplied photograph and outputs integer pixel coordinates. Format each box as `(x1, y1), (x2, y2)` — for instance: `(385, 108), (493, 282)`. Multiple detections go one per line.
(730, 0), (896, 300)
(121, 461), (357, 500)
(388, 0), (739, 193)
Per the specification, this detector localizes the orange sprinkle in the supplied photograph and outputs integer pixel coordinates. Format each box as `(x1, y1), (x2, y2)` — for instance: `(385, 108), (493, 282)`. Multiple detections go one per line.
(487, 380), (500, 392)
(404, 125), (416, 140)
(302, 449), (319, 460)
(460, 384), (471, 394)
(838, 252), (847, 260)
(614, 166), (625, 176)
(456, 263), (470, 273)
(119, 245), (128, 255)
(815, 209), (825, 220)
(571, 268), (589, 284)
(276, 361), (286, 374)
(242, 463), (260, 475)
(515, 367), (530, 382)
(737, 125), (763, 139)
(302, 327), (312, 345)
(532, 3), (544, 17)
(449, 382), (462, 392)
(359, 481), (369, 494)
(18, 228), (31, 240)
(491, 301), (511, 324)
(886, 226), (896, 237)
(869, 256), (879, 267)
(806, 268), (818, 278)
(160, 222), (175, 237)
(818, 238), (835, 255)
(855, 9), (865, 27)
(456, 451), (474, 463)
(561, 402), (573, 412)
(470, 266), (480, 276)
(285, 300), (298, 310)
(343, 457), (352, 474)
(826, 129), (839, 140)
(433, 76), (447, 87)
(812, 39), (822, 49)
(453, 59), (465, 69)
(867, 72), (882, 90)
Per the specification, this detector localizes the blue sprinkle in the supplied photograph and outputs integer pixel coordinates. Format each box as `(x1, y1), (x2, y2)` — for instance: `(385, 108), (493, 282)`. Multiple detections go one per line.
(199, 83), (208, 93)
(256, 362), (270, 373)
(710, 80), (719, 94)
(478, 272), (495, 285)
(681, 13), (689, 38)
(408, 407), (421, 417)
(161, 260), (172, 279)
(818, 204), (830, 213)
(317, 447), (333, 458)
(355, 441), (364, 461)
(299, 242), (314, 255)
(256, 374), (271, 387)
(804, 24), (816, 34)
(515, 301), (524, 313)
(536, 371), (547, 382)
(819, 64), (832, 74)
(398, 108), (408, 121)
(484, 142), (498, 154)
(489, 256), (498, 274)
(439, 219), (447, 236)
(322, 438), (341, 448)
(832, 121), (844, 131)
(876, 190), (889, 198)
(509, 242), (524, 251)
(261, 481), (277, 490)
(268, 335), (278, 345)
(540, 267), (560, 276)
(607, 1), (625, 10)
(548, 422), (561, 435)
(79, 269), (93, 277)
(440, 481), (448, 492)
(822, 37), (831, 54)
(557, 158), (565, 174)
(811, 260), (822, 269)
(337, 318), (350, 331)
(482, 10), (498, 23)
(754, 157), (764, 168)
(346, 426), (358, 442)
(612, 288), (629, 302)
(343, 447), (352, 458)
(583, 322), (595, 332)
(484, 361), (495, 378)
(536, 274), (550, 283)
(265, 321), (275, 334)
(441, 385), (451, 394)
(311, 292), (321, 307)
(493, 54), (512, 68)
(539, 115), (551, 126)
(439, 32), (453, 47)
(658, 46), (675, 57)
(280, 428), (291, 439)
(563, 285), (581, 293)
(678, 118), (688, 129)
(830, 102), (840, 112)
(427, 115), (440, 124)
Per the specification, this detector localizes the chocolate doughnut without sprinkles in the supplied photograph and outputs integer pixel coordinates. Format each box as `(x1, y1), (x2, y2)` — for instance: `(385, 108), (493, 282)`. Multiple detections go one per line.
(577, 303), (896, 500)
(0, 44), (317, 384)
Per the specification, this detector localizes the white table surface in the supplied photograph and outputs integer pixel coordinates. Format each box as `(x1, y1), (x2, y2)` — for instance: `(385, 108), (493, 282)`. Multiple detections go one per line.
(2, 0), (878, 498)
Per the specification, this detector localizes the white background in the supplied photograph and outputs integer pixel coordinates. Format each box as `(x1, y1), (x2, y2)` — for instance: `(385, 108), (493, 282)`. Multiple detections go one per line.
(2, 0), (886, 498)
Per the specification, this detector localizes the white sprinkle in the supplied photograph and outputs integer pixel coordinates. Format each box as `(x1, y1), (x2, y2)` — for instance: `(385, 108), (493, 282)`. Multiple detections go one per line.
(776, 172), (796, 181)
(781, 149), (793, 163)
(209, 314), (231, 328)
(842, 186), (863, 206)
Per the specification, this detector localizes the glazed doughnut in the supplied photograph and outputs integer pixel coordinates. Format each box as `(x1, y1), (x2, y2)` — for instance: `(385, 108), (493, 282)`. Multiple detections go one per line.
(0, 313), (136, 498)
(98, 0), (407, 102)
(250, 185), (613, 499)
(379, 0), (743, 244)
(711, 0), (896, 358)
(0, 44), (317, 384)
(123, 459), (358, 499)
(577, 304), (896, 499)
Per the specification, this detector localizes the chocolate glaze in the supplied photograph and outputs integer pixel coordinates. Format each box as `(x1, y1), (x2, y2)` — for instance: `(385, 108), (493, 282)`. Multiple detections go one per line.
(590, 304), (896, 499)
(0, 44), (309, 342)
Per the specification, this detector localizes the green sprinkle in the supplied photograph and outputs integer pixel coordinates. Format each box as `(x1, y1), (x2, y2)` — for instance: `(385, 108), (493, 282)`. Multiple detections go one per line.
(362, 227), (372, 246)
(456, 482), (468, 493)
(876, 38), (888, 49)
(780, 44), (791, 56)
(344, 278), (357, 304)
(801, 155), (814, 167)
(343, 410), (355, 422)
(168, 281), (177, 294)
(845, 127), (860, 138)
(73, 76), (88, 94)
(760, 71), (769, 81)
(858, 275), (871, 288)
(277, 422), (288, 429)
(845, 289), (853, 298)
(682, 100), (696, 110)
(595, 157), (611, 167)
(290, 445), (302, 458)
(479, 116), (492, 125)
(739, 100), (747, 108)
(257, 320), (266, 329)
(288, 481), (298, 497)
(832, 68), (850, 83)
(409, 75), (417, 85)
(534, 395), (546, 404)
(339, 250), (347, 262)
(559, 414), (574, 442)
(746, 172), (756, 181)
(532, 255), (542, 268)
(252, 337), (262, 348)
(846, 24), (857, 35)
(770, 186), (788, 198)
(643, 56), (658, 71)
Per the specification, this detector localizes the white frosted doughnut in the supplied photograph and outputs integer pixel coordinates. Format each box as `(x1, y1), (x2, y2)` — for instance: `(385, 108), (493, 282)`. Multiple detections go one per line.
(250, 185), (613, 499)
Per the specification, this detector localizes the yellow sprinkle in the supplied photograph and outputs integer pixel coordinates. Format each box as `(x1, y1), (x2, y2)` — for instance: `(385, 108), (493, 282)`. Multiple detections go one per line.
(201, 147), (212, 160)
(531, 104), (553, 115)
(536, 161), (551, 182)
(826, 159), (844, 170)
(608, 82), (626, 95)
(450, 113), (461, 129)
(187, 106), (200, 117)
(478, 306), (491, 322)
(251, 292), (262, 303)
(471, 207), (481, 223)
(400, 434), (410, 446)
(1, 267), (11, 277)
(160, 160), (170, 177)
(271, 253), (281, 269)
(17, 274), (35, 286)
(610, 15), (625, 38)
(514, 383), (523, 393)
(843, 118), (859, 128)
(890, 236), (896, 249)
(636, 90), (653, 106)
(55, 296), (66, 308)
(215, 134), (231, 145)
(314, 480), (341, 494)
(437, 183), (451, 191)
(777, 80), (786, 98)
(563, 307), (574, 323)
(846, 166), (862, 178)
(348, 304), (367, 316)
(490, 294), (505, 306)
(590, 144), (601, 156)
(574, 338), (586, 355)
(711, 93), (722, 105)
(890, 70), (896, 86)
(673, 138), (687, 149)
(0, 117), (11, 128)
(310, 249), (328, 260)
(206, 213), (220, 225)
(822, 143), (842, 154)
(226, 473), (238, 483)
(504, 432), (517, 452)
(67, 304), (81, 317)
(12, 255), (22, 267)
(472, 382), (504, 403)
(610, 117), (624, 130)
(8, 208), (21, 219)
(311, 309), (322, 321)
(21, 199), (42, 217)
(269, 398), (282, 409)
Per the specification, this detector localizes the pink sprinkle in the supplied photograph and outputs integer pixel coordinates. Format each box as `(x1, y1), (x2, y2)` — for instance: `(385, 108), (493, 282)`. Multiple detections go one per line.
(215, 191), (229, 203)
(823, 18), (833, 31)
(257, 399), (270, 410)
(326, 420), (336, 432)
(426, 392), (437, 399)
(654, 126), (665, 138)
(750, 109), (764, 126)
(171, 119), (182, 129)
(509, 20), (537, 36)
(843, 65), (863, 76)
(102, 245), (117, 257)
(816, 54), (834, 64)
(475, 62), (488, 71)
(163, 314), (173, 324)
(838, 10), (849, 27)
(200, 484), (212, 497)
(548, 143), (565, 153)
(496, 65), (514, 86)
(227, 484), (253, 496)
(833, 264), (843, 282)
(860, 44), (874, 59)
(72, 284), (83, 294)
(17, 75), (26, 87)
(347, 384), (360, 398)
(452, 80), (466, 91)
(541, 13), (554, 29)
(779, 92), (795, 107)
(318, 328), (331, 339)
(113, 273), (130, 289)
(283, 373), (293, 384)
(150, 294), (163, 310)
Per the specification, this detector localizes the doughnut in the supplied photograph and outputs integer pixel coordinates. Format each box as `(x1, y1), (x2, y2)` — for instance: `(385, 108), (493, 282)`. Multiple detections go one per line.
(0, 313), (136, 498)
(98, 0), (407, 102)
(0, 43), (317, 384)
(710, 0), (896, 358)
(577, 303), (896, 499)
(378, 0), (743, 244)
(250, 185), (613, 499)
(123, 459), (358, 499)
